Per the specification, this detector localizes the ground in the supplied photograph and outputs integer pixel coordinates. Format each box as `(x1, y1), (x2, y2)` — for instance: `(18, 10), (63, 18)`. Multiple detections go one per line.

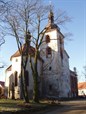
(0, 99), (86, 114)
(37, 99), (86, 114)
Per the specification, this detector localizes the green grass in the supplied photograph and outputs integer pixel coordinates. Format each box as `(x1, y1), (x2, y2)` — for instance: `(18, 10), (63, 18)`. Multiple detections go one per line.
(0, 99), (58, 112)
(0, 99), (24, 112)
(0, 99), (48, 112)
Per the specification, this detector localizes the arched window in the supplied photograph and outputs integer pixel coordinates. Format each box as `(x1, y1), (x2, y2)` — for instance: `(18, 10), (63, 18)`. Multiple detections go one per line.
(45, 35), (50, 43)
(46, 47), (52, 57)
(49, 84), (52, 91)
(24, 70), (29, 86)
(49, 66), (52, 71)
(9, 74), (13, 90)
(15, 71), (18, 86)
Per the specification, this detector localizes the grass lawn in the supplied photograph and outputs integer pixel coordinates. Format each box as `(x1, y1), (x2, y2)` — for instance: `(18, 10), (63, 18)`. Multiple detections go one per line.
(0, 99), (52, 112)
(0, 99), (25, 112)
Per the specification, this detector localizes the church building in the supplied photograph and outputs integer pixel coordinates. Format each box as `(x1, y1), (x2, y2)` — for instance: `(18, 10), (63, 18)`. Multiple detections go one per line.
(5, 10), (77, 99)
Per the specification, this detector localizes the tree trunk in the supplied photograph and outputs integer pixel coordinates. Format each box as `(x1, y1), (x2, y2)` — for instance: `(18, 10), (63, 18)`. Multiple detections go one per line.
(23, 69), (29, 103)
(21, 55), (29, 103)
(33, 71), (39, 103)
(33, 50), (39, 103)
(12, 83), (15, 99)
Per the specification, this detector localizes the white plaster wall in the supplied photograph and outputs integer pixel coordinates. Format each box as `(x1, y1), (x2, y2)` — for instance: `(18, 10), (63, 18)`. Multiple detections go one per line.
(12, 56), (21, 75)
(11, 56), (21, 89)
(40, 29), (62, 74)
(5, 70), (12, 97)
(40, 29), (64, 97)
(40, 29), (58, 59)
(40, 28), (71, 98)
(45, 30), (58, 51)
(15, 86), (20, 99)
(60, 51), (71, 97)
(78, 89), (86, 96)
(26, 57), (42, 91)
(6, 55), (42, 99)
(5, 70), (12, 87)
(42, 74), (60, 97)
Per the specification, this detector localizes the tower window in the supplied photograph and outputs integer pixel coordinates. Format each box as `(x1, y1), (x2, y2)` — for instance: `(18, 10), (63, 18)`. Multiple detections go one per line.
(45, 35), (50, 43)
(49, 85), (52, 91)
(15, 59), (18, 62)
(9, 74), (13, 90)
(49, 66), (52, 71)
(46, 47), (52, 57)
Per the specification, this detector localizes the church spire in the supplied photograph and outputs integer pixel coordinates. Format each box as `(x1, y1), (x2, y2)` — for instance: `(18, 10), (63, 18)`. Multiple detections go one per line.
(46, 2), (58, 30)
(48, 1), (54, 24)
(48, 9), (54, 24)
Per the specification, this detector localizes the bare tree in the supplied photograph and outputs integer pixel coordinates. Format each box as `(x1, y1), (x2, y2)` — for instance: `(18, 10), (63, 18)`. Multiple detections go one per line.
(0, 0), (6, 47)
(2, 0), (71, 103)
(0, 0), (7, 69)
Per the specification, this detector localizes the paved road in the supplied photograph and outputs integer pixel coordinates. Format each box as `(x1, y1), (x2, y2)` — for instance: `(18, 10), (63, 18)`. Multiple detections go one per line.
(38, 100), (86, 114)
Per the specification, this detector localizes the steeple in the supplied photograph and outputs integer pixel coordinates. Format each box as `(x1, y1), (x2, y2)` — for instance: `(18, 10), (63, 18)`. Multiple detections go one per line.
(48, 9), (54, 24)
(47, 9), (59, 30)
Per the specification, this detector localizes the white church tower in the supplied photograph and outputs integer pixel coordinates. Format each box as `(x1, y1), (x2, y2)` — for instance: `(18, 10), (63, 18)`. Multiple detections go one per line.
(40, 10), (71, 98)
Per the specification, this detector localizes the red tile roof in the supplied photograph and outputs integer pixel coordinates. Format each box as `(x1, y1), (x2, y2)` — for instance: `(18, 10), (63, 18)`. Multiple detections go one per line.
(10, 44), (43, 62)
(10, 44), (35, 60)
(78, 82), (86, 90)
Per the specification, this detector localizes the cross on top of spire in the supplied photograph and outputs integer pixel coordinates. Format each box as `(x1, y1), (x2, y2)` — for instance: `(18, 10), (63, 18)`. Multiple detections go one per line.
(46, 1), (59, 30)
(48, 10), (54, 24)
(48, 1), (54, 24)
